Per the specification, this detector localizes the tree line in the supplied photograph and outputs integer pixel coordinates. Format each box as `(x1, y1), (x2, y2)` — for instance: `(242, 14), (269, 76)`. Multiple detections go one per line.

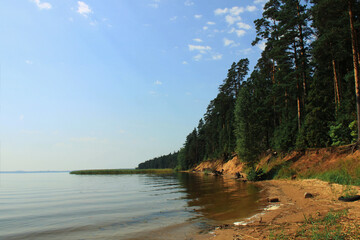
(138, 0), (360, 170)
(137, 152), (178, 169)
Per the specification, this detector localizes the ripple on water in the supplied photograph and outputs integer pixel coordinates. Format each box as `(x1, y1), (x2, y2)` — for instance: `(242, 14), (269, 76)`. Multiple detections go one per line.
(0, 172), (262, 239)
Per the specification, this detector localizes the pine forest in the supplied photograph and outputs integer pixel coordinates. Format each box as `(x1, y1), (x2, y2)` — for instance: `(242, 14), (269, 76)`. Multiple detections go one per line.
(138, 0), (360, 170)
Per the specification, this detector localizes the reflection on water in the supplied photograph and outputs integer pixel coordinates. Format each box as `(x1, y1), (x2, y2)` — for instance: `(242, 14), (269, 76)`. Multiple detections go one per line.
(176, 173), (260, 223)
(0, 172), (262, 240)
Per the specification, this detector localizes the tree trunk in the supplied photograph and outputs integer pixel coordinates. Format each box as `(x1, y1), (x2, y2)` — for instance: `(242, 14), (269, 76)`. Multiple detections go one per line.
(297, 83), (301, 131)
(294, 41), (302, 132)
(296, 1), (307, 99)
(272, 59), (277, 128)
(349, 0), (360, 141)
(332, 59), (341, 108)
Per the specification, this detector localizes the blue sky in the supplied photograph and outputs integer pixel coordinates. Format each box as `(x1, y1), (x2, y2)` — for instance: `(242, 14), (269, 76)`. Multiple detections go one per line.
(0, 0), (266, 171)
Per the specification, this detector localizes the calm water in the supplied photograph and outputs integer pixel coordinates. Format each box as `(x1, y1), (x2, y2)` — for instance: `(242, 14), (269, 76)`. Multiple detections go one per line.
(0, 172), (262, 240)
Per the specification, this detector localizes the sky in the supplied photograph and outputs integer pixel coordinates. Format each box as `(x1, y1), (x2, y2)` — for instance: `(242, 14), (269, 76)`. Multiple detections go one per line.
(0, 0), (266, 171)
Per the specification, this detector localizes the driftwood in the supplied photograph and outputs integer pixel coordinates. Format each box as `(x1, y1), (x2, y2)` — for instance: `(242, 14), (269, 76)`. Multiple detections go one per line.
(338, 195), (360, 202)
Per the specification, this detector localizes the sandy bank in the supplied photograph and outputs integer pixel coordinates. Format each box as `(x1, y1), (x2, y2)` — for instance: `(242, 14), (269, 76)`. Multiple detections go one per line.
(193, 178), (360, 240)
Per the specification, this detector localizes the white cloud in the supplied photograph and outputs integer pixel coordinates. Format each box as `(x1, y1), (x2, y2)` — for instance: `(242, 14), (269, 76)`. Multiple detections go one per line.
(257, 41), (266, 50)
(223, 38), (235, 47)
(207, 21), (216, 25)
(235, 29), (246, 37)
(239, 48), (252, 55)
(246, 5), (257, 12)
(203, 26), (209, 30)
(77, 1), (92, 17)
(182, 61), (188, 64)
(31, 0), (52, 10)
(149, 0), (160, 8)
(19, 115), (24, 121)
(237, 22), (251, 29)
(193, 38), (203, 42)
(229, 6), (244, 16)
(184, 0), (194, 6)
(188, 44), (211, 53)
(214, 8), (228, 15)
(193, 54), (202, 61)
(215, 5), (256, 27)
(212, 54), (222, 60)
(225, 15), (241, 25)
(194, 14), (202, 19)
(25, 60), (33, 65)
(254, 0), (267, 4)
(154, 80), (162, 85)
(170, 16), (177, 21)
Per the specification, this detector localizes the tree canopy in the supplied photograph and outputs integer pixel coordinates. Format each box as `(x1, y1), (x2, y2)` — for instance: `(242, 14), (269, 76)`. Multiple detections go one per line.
(138, 0), (360, 170)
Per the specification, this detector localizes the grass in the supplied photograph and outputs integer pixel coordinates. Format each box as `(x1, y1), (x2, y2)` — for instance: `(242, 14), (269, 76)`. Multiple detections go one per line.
(70, 169), (174, 175)
(270, 209), (360, 240)
(308, 168), (360, 186)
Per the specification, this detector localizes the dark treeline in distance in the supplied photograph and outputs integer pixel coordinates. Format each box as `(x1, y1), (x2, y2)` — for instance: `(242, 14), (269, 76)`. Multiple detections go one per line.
(138, 0), (360, 170)
(137, 152), (179, 169)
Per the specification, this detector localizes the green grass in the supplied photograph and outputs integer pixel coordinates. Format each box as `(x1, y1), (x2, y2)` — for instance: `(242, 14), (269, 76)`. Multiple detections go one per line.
(274, 165), (297, 180)
(308, 168), (360, 186)
(70, 169), (174, 175)
(270, 209), (360, 240)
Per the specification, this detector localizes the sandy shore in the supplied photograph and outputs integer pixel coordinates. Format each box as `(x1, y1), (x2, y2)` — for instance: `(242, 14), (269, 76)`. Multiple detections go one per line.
(194, 179), (360, 240)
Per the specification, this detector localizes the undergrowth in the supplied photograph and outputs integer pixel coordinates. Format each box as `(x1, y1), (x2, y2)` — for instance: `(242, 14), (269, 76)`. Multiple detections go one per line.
(270, 209), (360, 240)
(308, 168), (360, 186)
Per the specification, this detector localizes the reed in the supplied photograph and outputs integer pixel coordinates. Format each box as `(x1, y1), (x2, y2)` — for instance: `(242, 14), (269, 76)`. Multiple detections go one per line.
(70, 169), (174, 175)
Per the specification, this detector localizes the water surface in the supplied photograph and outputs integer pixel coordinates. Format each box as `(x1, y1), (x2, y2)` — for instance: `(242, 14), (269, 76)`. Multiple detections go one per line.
(0, 172), (262, 239)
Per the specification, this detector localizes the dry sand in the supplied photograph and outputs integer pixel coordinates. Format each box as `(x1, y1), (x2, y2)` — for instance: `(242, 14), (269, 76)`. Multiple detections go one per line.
(193, 179), (360, 240)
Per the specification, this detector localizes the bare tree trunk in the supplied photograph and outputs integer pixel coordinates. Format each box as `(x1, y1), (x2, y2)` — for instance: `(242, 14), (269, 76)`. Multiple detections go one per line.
(349, 0), (360, 141)
(297, 83), (301, 131)
(296, 1), (307, 99)
(294, 41), (302, 132)
(272, 59), (277, 127)
(332, 59), (341, 108)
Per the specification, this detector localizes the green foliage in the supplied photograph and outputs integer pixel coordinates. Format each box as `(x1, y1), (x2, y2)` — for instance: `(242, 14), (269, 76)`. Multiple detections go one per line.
(235, 69), (272, 163)
(137, 151), (178, 169)
(138, 0), (360, 172)
(349, 120), (358, 143)
(177, 147), (187, 170)
(247, 168), (266, 181)
(270, 210), (355, 240)
(300, 210), (349, 240)
(310, 168), (360, 186)
(329, 122), (352, 146)
(272, 119), (297, 151)
(275, 165), (297, 179)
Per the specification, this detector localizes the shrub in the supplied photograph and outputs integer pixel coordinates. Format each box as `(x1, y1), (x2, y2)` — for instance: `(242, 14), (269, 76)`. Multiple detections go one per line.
(247, 168), (266, 181)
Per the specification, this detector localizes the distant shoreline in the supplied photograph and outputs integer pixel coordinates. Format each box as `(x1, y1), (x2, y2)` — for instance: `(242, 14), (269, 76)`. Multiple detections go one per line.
(0, 171), (70, 174)
(69, 169), (174, 175)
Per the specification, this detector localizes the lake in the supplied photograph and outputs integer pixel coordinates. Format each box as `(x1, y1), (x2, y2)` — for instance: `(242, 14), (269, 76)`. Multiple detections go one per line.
(0, 172), (263, 240)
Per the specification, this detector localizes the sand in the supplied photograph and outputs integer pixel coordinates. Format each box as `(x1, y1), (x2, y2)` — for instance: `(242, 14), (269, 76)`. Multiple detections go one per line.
(193, 179), (360, 240)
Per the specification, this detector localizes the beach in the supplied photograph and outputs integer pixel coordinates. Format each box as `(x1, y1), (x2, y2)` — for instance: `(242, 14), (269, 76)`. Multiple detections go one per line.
(194, 178), (360, 239)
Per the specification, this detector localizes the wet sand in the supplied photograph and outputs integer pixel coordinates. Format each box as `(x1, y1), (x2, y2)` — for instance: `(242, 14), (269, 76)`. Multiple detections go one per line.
(193, 179), (360, 240)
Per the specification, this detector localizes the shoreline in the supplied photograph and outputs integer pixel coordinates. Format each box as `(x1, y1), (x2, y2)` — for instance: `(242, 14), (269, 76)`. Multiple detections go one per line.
(193, 178), (360, 239)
